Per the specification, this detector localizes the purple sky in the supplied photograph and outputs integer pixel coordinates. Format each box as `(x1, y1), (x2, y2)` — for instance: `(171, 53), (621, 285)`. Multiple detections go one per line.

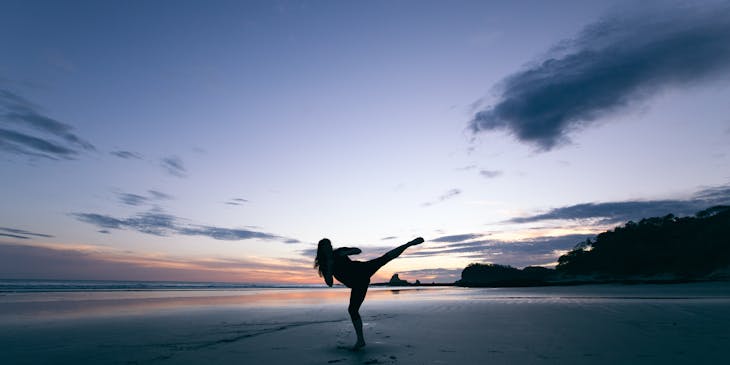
(1, 0), (729, 283)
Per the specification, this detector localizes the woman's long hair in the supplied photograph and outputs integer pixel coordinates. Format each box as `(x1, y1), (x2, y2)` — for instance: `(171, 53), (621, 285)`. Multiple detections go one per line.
(314, 238), (333, 277)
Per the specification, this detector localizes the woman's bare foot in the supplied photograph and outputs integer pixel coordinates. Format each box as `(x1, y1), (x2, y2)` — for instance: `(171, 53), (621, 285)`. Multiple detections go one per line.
(408, 237), (424, 246)
(352, 339), (366, 350)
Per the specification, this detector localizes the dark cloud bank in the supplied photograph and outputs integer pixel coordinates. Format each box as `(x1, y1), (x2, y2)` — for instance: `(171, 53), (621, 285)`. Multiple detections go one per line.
(509, 184), (730, 225)
(470, 4), (730, 150)
(0, 88), (95, 160)
(72, 210), (299, 243)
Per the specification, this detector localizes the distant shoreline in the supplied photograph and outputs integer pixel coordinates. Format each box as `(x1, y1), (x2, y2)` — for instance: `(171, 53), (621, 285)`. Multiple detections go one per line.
(2, 276), (728, 294)
(374, 276), (730, 289)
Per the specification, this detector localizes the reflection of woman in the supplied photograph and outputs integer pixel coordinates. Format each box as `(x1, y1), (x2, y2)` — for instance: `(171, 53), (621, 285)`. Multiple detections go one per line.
(314, 237), (424, 350)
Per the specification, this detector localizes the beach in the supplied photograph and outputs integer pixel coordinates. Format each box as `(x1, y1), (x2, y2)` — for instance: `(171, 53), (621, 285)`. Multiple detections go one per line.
(2, 283), (730, 364)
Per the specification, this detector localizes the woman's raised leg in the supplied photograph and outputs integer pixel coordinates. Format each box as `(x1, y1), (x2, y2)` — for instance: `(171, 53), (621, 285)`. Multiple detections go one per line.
(384, 237), (424, 260)
(366, 237), (425, 275)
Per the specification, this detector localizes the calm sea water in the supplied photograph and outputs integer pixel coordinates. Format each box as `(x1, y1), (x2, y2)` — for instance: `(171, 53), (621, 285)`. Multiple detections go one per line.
(0, 279), (318, 292)
(1, 279), (729, 325)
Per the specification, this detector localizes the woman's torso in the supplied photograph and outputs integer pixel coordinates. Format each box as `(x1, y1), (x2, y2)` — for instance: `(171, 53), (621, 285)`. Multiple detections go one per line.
(333, 249), (370, 288)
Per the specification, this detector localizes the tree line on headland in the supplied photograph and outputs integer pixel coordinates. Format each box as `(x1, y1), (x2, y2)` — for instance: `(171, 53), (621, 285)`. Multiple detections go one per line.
(455, 205), (730, 287)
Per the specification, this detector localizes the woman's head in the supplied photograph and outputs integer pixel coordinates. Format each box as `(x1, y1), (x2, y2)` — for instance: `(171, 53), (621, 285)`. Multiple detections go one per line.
(314, 238), (333, 277)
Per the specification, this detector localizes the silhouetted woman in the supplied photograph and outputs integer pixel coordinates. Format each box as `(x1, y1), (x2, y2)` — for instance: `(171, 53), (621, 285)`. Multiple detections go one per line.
(314, 237), (424, 349)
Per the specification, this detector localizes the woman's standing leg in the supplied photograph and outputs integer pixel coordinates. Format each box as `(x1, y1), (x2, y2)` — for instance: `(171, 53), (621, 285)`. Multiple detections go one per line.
(348, 285), (368, 349)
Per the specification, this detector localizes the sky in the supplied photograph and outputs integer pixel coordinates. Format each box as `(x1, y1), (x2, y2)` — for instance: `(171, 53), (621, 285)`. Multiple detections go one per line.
(1, 0), (730, 284)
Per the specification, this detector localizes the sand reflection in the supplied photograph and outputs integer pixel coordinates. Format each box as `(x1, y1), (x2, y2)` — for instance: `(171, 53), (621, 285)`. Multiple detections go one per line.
(0, 287), (451, 322)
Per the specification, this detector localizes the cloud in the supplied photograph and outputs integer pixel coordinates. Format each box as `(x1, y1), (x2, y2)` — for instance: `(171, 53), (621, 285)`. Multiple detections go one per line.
(117, 193), (148, 206)
(148, 190), (173, 200)
(0, 233), (30, 239)
(470, 4), (730, 151)
(413, 234), (593, 268)
(480, 170), (502, 179)
(508, 201), (695, 224)
(225, 198), (248, 206)
(0, 227), (53, 240)
(1, 88), (95, 159)
(381, 236), (397, 241)
(115, 190), (173, 207)
(110, 150), (142, 159)
(0, 128), (78, 159)
(431, 234), (483, 243)
(161, 156), (186, 177)
(507, 183), (730, 224)
(693, 185), (730, 202)
(178, 226), (279, 241)
(72, 210), (297, 243)
(422, 188), (462, 207)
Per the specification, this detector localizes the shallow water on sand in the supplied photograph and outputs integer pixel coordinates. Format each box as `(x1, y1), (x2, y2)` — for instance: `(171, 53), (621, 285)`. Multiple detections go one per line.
(2, 282), (729, 364)
(2, 282), (729, 322)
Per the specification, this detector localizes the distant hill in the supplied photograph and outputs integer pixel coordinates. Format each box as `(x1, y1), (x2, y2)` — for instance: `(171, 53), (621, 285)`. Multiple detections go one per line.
(456, 264), (554, 287)
(556, 205), (730, 280)
(456, 206), (730, 287)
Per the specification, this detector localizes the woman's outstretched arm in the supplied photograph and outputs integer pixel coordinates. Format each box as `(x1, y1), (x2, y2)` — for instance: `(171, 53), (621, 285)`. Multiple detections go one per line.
(335, 247), (362, 256)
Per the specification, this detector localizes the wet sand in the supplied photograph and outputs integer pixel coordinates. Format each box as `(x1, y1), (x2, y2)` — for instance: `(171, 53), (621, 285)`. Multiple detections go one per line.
(2, 283), (729, 364)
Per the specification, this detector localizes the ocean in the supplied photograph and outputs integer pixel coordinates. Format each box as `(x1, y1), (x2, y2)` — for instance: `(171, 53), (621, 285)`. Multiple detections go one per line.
(0, 279), (319, 293)
(1, 281), (729, 363)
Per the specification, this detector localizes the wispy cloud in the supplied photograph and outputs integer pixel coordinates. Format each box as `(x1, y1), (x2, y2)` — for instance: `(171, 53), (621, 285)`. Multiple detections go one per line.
(148, 190), (173, 200)
(115, 190), (173, 207)
(0, 233), (30, 239)
(110, 150), (142, 160)
(507, 183), (730, 224)
(225, 198), (248, 206)
(431, 234), (483, 243)
(480, 170), (502, 179)
(72, 210), (297, 243)
(0, 227), (53, 240)
(470, 4), (730, 151)
(0, 88), (95, 160)
(161, 156), (186, 177)
(117, 193), (148, 206)
(422, 188), (462, 207)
